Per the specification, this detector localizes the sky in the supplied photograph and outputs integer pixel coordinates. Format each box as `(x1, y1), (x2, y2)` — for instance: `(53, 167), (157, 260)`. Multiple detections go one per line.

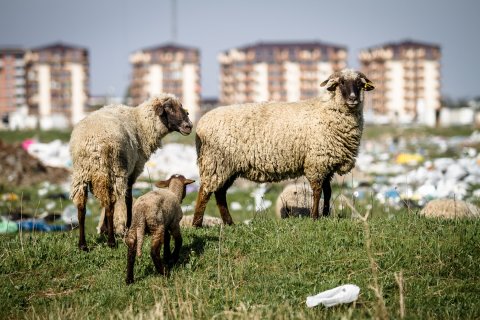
(1, 0), (479, 100)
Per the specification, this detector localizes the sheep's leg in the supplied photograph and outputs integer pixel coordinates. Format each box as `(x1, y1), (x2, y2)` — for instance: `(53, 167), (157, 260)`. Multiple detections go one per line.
(163, 229), (172, 263)
(214, 176), (236, 225)
(105, 202), (117, 248)
(170, 225), (183, 263)
(192, 185), (212, 227)
(77, 194), (88, 251)
(125, 179), (134, 228)
(125, 229), (136, 284)
(322, 173), (333, 217)
(150, 226), (165, 275)
(309, 180), (323, 220)
(215, 187), (234, 225)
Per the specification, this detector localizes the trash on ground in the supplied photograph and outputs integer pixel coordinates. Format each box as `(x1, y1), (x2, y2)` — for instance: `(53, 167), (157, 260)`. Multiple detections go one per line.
(306, 284), (360, 308)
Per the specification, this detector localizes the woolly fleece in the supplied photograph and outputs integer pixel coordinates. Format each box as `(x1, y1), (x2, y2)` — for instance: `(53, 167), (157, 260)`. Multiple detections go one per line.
(420, 198), (480, 219)
(69, 94), (179, 233)
(196, 71), (365, 194)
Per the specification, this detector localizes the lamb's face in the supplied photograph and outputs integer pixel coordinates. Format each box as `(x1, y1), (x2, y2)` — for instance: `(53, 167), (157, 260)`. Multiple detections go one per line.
(320, 69), (374, 109)
(158, 97), (193, 136)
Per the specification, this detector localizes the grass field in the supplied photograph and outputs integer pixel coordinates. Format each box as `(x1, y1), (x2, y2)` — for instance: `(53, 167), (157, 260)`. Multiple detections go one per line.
(1, 208), (479, 319)
(1, 125), (479, 319)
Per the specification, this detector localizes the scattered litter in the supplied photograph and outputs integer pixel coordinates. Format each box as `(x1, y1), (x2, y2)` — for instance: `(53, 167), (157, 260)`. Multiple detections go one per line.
(306, 284), (360, 308)
(62, 204), (91, 225)
(17, 219), (71, 232)
(0, 217), (18, 233)
(230, 202), (242, 211)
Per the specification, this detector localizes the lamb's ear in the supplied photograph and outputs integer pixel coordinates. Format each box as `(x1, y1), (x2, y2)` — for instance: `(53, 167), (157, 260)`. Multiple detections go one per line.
(359, 72), (375, 91)
(184, 179), (195, 185)
(155, 179), (170, 188)
(320, 77), (339, 92)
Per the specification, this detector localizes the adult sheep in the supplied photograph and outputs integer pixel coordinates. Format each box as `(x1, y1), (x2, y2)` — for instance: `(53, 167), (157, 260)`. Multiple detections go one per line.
(70, 94), (192, 250)
(192, 69), (374, 226)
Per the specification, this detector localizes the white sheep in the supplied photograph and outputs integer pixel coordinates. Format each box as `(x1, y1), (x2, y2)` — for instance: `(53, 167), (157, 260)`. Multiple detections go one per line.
(70, 94), (192, 250)
(125, 174), (195, 284)
(192, 69), (374, 226)
(275, 183), (319, 219)
(420, 198), (480, 219)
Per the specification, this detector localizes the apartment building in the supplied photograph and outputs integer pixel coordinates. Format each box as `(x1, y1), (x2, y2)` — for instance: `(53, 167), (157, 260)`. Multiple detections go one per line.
(0, 48), (27, 118)
(359, 40), (441, 126)
(25, 42), (89, 127)
(218, 41), (347, 105)
(129, 43), (201, 122)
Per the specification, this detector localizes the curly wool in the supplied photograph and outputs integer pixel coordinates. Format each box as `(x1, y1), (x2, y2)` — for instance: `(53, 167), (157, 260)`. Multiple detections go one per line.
(196, 83), (364, 194)
(275, 183), (317, 219)
(420, 199), (480, 219)
(69, 94), (176, 232)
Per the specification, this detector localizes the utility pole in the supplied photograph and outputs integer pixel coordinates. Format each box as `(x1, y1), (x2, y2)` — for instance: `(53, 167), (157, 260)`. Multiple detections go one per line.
(172, 0), (177, 42)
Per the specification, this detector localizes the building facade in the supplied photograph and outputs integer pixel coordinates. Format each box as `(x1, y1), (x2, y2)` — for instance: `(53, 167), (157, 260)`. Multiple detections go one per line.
(359, 40), (441, 126)
(218, 41), (347, 105)
(25, 42), (89, 127)
(0, 48), (27, 119)
(129, 43), (201, 122)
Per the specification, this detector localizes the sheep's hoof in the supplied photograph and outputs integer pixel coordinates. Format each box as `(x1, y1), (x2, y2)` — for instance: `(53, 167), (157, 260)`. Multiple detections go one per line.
(78, 243), (89, 252)
(107, 240), (118, 248)
(126, 277), (134, 285)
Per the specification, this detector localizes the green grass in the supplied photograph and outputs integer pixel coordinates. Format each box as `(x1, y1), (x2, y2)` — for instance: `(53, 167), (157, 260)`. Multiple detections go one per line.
(1, 200), (479, 319)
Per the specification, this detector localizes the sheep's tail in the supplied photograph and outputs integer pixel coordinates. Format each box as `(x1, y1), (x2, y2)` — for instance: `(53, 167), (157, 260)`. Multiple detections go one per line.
(70, 173), (88, 207)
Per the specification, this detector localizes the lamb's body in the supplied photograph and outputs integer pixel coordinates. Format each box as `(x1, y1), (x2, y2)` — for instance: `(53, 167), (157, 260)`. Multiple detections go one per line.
(125, 175), (194, 284)
(70, 94), (192, 250)
(193, 69), (374, 226)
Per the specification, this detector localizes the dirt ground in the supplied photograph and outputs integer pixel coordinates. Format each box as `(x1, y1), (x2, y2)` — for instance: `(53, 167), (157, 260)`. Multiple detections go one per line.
(0, 140), (69, 186)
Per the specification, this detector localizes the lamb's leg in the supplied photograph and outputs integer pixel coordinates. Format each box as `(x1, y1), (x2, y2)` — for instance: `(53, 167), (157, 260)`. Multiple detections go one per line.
(125, 229), (137, 284)
(150, 225), (165, 275)
(163, 229), (171, 263)
(322, 173), (333, 217)
(170, 225), (183, 263)
(105, 201), (117, 248)
(309, 180), (323, 220)
(77, 191), (88, 251)
(193, 185), (212, 227)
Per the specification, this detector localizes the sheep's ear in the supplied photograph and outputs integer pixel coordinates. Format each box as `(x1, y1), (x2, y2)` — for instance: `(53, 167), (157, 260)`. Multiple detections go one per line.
(155, 179), (170, 188)
(320, 78), (338, 92)
(359, 72), (375, 91)
(184, 179), (195, 185)
(364, 82), (375, 91)
(154, 103), (165, 116)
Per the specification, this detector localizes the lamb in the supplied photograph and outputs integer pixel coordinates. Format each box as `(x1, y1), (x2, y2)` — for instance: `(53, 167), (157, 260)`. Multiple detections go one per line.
(276, 183), (321, 219)
(70, 94), (192, 250)
(125, 174), (195, 284)
(192, 69), (374, 226)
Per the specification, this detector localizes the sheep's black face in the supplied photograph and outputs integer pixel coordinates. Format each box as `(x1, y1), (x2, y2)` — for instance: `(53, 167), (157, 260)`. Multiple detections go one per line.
(160, 99), (193, 136)
(320, 70), (374, 109)
(339, 77), (363, 108)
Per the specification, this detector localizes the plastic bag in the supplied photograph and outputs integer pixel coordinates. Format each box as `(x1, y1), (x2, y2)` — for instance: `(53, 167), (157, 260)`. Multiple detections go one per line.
(306, 284), (360, 308)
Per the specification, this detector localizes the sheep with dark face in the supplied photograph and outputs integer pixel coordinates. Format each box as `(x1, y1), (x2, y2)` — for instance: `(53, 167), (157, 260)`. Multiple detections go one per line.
(192, 69), (374, 226)
(70, 94), (192, 251)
